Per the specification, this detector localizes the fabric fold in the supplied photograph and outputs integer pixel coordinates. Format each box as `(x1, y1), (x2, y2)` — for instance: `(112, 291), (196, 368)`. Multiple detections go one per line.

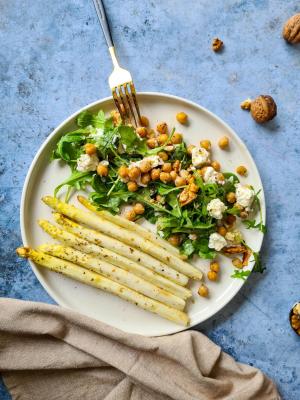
(0, 298), (280, 400)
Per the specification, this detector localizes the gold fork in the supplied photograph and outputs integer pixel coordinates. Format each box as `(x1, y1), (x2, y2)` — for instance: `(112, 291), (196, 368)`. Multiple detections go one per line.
(92, 0), (142, 127)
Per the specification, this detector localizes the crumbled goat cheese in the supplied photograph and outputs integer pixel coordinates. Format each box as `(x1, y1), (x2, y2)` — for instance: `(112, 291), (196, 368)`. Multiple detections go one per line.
(235, 183), (254, 211)
(207, 198), (227, 219)
(99, 160), (109, 166)
(203, 166), (224, 185)
(129, 155), (163, 170)
(225, 229), (243, 244)
(89, 127), (104, 141)
(76, 154), (99, 172)
(191, 146), (210, 168)
(188, 233), (198, 240)
(208, 233), (227, 251)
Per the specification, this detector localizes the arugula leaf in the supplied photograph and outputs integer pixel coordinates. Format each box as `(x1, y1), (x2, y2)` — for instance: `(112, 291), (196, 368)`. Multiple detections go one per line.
(231, 270), (251, 280)
(242, 219), (267, 233)
(117, 125), (147, 154)
(54, 171), (92, 200)
(77, 111), (94, 128)
(166, 192), (182, 218)
(252, 251), (266, 273)
(53, 131), (87, 162)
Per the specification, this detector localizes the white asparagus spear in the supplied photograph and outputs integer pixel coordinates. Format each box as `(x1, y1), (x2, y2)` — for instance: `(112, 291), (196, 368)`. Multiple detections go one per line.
(42, 196), (202, 280)
(77, 195), (186, 259)
(38, 220), (188, 286)
(53, 213), (192, 299)
(16, 247), (189, 326)
(38, 244), (185, 311)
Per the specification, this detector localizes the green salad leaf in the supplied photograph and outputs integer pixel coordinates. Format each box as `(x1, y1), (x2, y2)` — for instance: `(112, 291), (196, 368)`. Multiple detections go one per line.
(231, 270), (251, 280)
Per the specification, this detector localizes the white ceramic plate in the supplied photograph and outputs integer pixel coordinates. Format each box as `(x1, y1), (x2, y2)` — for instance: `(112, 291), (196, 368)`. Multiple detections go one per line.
(20, 92), (265, 336)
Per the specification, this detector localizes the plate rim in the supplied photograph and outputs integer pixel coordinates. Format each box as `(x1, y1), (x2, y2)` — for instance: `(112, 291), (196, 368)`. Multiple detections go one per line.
(20, 91), (266, 336)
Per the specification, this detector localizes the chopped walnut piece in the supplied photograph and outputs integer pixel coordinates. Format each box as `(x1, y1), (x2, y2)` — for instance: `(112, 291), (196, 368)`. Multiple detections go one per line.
(222, 245), (248, 254)
(240, 98), (252, 111)
(212, 37), (223, 52)
(179, 187), (197, 206)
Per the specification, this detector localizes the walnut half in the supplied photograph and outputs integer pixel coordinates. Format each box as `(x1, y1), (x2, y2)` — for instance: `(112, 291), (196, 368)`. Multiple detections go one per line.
(283, 14), (300, 44)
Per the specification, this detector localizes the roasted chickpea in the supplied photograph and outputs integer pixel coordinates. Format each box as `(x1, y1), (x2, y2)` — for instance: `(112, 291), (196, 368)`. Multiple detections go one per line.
(125, 209), (136, 221)
(147, 138), (158, 149)
(151, 168), (161, 181)
(160, 172), (172, 183)
(200, 140), (211, 150)
(226, 192), (236, 204)
(158, 133), (169, 145)
(172, 160), (180, 172)
(158, 151), (168, 161)
(232, 258), (243, 268)
(147, 129), (155, 138)
(171, 133), (183, 144)
(139, 160), (152, 173)
(156, 122), (168, 134)
(211, 160), (221, 171)
(176, 111), (188, 124)
(162, 163), (172, 173)
(188, 175), (195, 184)
(85, 143), (97, 155)
(198, 284), (209, 297)
(240, 211), (249, 219)
(170, 170), (177, 181)
(136, 126), (148, 138)
(218, 136), (229, 149)
(217, 173), (225, 183)
(210, 261), (220, 273)
(217, 226), (227, 236)
(97, 164), (108, 177)
(175, 176), (186, 187)
(200, 166), (208, 177)
(133, 203), (145, 215)
(236, 165), (248, 176)
(141, 173), (151, 185)
(207, 270), (218, 281)
(128, 167), (141, 180)
(140, 115), (149, 127)
(111, 110), (121, 126)
(127, 181), (138, 192)
(189, 183), (199, 193)
(118, 166), (128, 180)
(187, 144), (195, 155)
(168, 234), (181, 247)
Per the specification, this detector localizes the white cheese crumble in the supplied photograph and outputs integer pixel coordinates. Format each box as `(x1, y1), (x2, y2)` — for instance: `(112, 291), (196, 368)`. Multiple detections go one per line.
(207, 198), (227, 219)
(76, 154), (99, 172)
(208, 233), (227, 251)
(129, 155), (163, 170)
(99, 160), (109, 166)
(191, 146), (210, 168)
(203, 166), (224, 185)
(235, 183), (254, 211)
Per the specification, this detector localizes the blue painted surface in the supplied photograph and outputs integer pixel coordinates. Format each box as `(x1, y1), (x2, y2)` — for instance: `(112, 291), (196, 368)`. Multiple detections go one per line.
(0, 1), (299, 399)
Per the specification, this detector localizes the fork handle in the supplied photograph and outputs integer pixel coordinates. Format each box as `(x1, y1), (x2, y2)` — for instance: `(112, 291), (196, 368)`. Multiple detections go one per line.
(92, 0), (113, 48)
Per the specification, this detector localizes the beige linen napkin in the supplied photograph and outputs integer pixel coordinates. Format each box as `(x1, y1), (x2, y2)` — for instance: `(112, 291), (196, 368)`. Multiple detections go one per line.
(0, 298), (280, 400)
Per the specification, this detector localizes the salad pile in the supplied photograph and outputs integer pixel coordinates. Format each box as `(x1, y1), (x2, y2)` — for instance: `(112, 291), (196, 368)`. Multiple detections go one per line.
(52, 109), (265, 277)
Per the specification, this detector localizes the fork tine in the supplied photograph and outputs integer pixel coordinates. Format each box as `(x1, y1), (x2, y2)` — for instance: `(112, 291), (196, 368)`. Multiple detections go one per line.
(124, 83), (137, 126)
(118, 85), (131, 123)
(112, 90), (125, 120)
(129, 83), (142, 125)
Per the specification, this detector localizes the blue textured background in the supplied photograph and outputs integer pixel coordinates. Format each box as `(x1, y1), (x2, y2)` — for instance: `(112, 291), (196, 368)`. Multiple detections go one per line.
(1, 0), (299, 399)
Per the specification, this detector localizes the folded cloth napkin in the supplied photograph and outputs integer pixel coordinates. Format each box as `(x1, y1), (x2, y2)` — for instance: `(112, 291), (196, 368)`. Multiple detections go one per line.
(0, 298), (280, 400)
